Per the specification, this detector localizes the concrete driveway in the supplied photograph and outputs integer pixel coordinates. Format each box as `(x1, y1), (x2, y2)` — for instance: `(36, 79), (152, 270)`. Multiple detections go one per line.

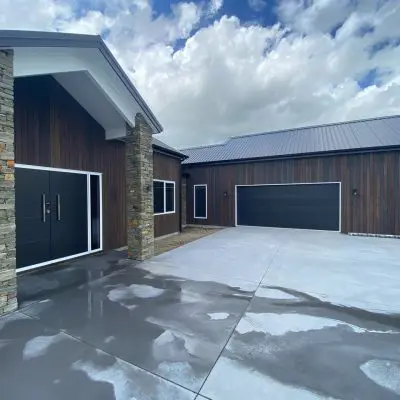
(1, 227), (400, 399)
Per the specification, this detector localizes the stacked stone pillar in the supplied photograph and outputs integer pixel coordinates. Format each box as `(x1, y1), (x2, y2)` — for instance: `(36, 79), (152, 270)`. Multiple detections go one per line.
(126, 114), (154, 260)
(0, 50), (17, 316)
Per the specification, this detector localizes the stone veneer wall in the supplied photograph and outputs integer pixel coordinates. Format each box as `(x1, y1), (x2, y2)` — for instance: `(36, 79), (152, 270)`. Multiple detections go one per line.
(0, 50), (17, 316)
(126, 114), (154, 260)
(181, 177), (187, 227)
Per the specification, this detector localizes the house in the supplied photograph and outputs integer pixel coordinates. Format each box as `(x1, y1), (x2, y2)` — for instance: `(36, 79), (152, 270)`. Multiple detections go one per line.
(0, 30), (185, 316)
(182, 115), (400, 234)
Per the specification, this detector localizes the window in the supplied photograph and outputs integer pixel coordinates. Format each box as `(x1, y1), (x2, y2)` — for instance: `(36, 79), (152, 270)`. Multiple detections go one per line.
(194, 184), (207, 219)
(165, 182), (174, 212)
(90, 174), (101, 251)
(153, 181), (165, 214)
(153, 180), (175, 215)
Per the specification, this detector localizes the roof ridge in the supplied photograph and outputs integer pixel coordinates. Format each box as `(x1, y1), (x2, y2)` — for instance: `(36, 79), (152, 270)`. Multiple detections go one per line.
(229, 114), (400, 141)
(180, 142), (226, 151)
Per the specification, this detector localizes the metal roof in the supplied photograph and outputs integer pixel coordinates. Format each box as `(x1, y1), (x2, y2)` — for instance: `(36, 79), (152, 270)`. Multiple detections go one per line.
(182, 115), (400, 165)
(152, 138), (187, 159)
(0, 30), (163, 134)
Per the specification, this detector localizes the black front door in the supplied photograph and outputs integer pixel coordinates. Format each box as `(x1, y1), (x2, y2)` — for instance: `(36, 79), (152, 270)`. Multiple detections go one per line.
(236, 183), (340, 231)
(50, 171), (88, 260)
(16, 168), (89, 269)
(15, 168), (52, 268)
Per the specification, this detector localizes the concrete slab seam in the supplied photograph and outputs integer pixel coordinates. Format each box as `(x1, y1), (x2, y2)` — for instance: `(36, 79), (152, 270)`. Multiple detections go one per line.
(18, 309), (198, 396)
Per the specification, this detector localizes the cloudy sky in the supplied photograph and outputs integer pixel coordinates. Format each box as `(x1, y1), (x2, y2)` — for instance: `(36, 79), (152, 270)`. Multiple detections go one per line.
(1, 0), (399, 148)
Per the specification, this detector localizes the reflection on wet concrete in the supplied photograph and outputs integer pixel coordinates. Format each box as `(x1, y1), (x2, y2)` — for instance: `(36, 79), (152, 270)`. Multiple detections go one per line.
(15, 259), (255, 393)
(17, 250), (130, 308)
(0, 312), (193, 400)
(202, 286), (400, 400)
(5, 239), (400, 400)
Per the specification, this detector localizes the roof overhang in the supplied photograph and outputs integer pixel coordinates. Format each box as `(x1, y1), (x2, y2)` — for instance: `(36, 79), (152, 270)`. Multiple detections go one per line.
(153, 143), (188, 160)
(0, 30), (163, 139)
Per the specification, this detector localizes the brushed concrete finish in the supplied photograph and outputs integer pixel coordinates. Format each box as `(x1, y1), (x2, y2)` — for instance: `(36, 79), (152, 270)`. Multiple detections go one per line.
(151, 227), (290, 286)
(262, 229), (400, 312)
(3, 227), (400, 399)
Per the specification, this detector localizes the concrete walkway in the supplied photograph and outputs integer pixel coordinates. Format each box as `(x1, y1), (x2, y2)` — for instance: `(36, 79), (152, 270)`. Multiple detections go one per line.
(1, 227), (400, 399)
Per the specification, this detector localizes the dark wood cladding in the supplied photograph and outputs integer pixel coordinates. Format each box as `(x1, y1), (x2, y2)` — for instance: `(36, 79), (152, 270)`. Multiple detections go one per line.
(14, 75), (126, 251)
(184, 151), (400, 235)
(153, 152), (181, 237)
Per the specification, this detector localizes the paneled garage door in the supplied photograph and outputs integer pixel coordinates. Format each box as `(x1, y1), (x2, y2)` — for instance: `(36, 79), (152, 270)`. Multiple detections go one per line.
(236, 183), (341, 231)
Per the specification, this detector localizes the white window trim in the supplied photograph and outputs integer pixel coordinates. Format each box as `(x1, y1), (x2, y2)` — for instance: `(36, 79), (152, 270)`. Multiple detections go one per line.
(15, 163), (103, 273)
(194, 184), (208, 219)
(153, 179), (176, 216)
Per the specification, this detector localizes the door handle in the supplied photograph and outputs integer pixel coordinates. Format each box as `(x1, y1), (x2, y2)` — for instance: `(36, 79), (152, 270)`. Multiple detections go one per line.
(56, 194), (61, 221)
(42, 193), (46, 222)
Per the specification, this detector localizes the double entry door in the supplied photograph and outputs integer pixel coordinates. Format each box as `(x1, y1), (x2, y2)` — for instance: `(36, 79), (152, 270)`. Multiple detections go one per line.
(16, 167), (91, 269)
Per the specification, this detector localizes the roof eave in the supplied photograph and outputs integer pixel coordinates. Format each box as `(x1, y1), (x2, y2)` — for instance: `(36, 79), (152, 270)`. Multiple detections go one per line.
(183, 145), (400, 166)
(0, 30), (163, 134)
(153, 144), (188, 160)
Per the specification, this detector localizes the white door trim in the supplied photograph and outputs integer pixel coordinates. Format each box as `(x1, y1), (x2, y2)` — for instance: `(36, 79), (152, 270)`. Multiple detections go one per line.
(15, 164), (103, 273)
(235, 182), (342, 232)
(15, 163), (102, 175)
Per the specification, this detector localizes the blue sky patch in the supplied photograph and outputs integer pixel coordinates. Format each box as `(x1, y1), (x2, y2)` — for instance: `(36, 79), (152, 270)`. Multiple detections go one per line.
(368, 37), (400, 57)
(356, 67), (393, 89)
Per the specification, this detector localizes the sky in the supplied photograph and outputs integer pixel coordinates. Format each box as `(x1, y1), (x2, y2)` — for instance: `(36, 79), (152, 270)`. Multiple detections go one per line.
(1, 0), (399, 148)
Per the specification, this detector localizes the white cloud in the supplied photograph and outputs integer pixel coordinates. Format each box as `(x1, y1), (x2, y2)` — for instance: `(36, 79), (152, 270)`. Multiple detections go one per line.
(0, 0), (399, 148)
(277, 0), (356, 33)
(209, 0), (224, 15)
(58, 10), (115, 34)
(0, 0), (71, 30)
(248, 0), (267, 12)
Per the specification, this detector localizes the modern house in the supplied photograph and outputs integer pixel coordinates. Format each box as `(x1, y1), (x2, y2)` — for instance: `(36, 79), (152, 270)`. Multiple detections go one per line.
(0, 30), (185, 316)
(182, 115), (400, 235)
(2, 30), (400, 319)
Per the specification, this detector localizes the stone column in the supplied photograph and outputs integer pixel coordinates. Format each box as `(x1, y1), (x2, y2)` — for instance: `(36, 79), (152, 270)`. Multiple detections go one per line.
(126, 113), (154, 261)
(0, 50), (17, 316)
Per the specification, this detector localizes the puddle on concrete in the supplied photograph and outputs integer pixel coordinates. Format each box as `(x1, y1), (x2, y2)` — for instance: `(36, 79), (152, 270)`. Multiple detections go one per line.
(223, 286), (400, 400)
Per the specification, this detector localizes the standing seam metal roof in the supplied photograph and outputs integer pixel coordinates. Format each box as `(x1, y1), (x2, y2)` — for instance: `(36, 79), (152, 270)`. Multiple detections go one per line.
(182, 115), (400, 165)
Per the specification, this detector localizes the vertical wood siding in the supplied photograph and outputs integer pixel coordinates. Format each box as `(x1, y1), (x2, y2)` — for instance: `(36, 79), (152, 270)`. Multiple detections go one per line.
(14, 75), (126, 250)
(153, 152), (181, 237)
(184, 152), (400, 235)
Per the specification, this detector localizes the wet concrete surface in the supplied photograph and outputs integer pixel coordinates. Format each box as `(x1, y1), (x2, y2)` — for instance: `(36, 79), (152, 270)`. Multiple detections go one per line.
(0, 312), (194, 400)
(21, 265), (254, 392)
(18, 250), (130, 308)
(201, 285), (400, 399)
(1, 227), (400, 399)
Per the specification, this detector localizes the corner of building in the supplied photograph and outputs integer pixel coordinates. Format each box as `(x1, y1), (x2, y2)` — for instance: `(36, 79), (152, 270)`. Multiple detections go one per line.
(0, 49), (17, 316)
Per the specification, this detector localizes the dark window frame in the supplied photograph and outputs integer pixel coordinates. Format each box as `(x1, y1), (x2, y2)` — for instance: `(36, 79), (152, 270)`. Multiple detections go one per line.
(194, 184), (207, 219)
(153, 179), (176, 215)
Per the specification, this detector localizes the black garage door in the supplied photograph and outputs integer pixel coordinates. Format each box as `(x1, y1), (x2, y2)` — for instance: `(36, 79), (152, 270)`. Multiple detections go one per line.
(236, 183), (340, 231)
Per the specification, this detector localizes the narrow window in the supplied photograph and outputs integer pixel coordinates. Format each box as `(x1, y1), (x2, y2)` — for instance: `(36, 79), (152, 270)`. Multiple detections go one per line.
(194, 185), (207, 219)
(165, 182), (175, 213)
(153, 181), (165, 214)
(90, 175), (101, 250)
